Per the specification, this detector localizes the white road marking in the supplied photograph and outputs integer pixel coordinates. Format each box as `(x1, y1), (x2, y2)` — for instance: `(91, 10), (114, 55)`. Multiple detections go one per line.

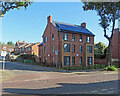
(91, 90), (98, 93)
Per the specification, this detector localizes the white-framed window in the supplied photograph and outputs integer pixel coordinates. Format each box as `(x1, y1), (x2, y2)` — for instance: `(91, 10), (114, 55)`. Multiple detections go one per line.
(86, 36), (90, 43)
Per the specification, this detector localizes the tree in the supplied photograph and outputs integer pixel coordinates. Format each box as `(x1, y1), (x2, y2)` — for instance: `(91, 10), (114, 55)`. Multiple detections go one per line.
(0, 0), (32, 18)
(94, 42), (107, 54)
(7, 41), (14, 45)
(82, 2), (120, 67)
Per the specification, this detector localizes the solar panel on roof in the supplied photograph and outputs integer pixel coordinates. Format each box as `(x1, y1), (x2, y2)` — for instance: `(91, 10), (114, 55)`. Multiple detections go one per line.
(55, 23), (95, 36)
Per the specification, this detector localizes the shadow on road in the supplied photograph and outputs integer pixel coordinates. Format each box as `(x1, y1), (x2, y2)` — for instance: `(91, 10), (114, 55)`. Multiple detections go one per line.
(2, 80), (119, 95)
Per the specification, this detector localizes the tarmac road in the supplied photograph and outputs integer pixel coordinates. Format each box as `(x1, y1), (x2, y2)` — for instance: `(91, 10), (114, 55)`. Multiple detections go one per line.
(1, 61), (119, 95)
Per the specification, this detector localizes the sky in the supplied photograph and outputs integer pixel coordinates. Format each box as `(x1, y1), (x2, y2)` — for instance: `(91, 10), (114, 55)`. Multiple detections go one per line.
(1, 2), (119, 45)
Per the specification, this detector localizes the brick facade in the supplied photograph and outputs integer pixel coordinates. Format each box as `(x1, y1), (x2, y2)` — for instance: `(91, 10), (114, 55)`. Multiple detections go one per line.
(14, 41), (40, 56)
(112, 28), (120, 60)
(39, 15), (95, 67)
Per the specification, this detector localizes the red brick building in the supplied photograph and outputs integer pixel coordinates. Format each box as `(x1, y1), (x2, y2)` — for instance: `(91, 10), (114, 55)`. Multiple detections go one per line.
(14, 40), (40, 56)
(112, 28), (120, 61)
(39, 15), (95, 67)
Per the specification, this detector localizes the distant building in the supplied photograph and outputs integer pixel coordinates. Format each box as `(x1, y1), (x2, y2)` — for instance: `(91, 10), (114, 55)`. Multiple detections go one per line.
(14, 40), (40, 56)
(112, 28), (120, 61)
(39, 15), (95, 67)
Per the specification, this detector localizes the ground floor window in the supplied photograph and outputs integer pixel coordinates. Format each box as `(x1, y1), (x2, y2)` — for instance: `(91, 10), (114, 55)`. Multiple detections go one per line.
(64, 56), (70, 65)
(72, 56), (75, 65)
(52, 56), (54, 63)
(87, 57), (92, 65)
(40, 58), (41, 62)
(44, 57), (47, 63)
(80, 57), (82, 65)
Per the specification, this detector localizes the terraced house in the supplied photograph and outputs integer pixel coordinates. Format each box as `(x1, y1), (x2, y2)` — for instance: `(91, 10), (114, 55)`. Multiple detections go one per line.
(14, 40), (40, 56)
(40, 15), (95, 67)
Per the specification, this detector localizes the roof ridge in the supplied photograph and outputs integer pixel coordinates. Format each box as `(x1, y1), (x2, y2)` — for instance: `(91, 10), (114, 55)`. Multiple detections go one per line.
(52, 21), (80, 27)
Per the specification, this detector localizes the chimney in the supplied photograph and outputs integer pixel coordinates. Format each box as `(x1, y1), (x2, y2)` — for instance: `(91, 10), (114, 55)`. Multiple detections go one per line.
(81, 22), (86, 28)
(47, 15), (52, 23)
(23, 41), (25, 43)
(18, 40), (20, 42)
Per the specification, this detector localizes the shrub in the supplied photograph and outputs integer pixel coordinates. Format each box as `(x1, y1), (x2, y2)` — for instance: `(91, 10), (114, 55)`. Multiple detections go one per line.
(109, 65), (117, 71)
(104, 65), (117, 71)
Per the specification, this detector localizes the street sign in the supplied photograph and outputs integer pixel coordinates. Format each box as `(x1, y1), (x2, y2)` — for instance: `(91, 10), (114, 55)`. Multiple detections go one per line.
(1, 51), (7, 56)
(55, 49), (58, 55)
(2, 46), (7, 51)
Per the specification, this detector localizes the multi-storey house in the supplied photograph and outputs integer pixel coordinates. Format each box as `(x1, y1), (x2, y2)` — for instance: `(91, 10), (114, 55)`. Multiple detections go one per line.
(40, 15), (95, 67)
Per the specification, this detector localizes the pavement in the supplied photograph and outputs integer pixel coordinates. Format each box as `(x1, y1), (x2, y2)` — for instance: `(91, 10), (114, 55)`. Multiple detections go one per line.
(0, 61), (119, 95)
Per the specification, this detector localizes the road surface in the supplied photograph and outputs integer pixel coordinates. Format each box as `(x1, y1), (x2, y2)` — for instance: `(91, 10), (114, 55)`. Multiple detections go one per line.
(0, 61), (119, 95)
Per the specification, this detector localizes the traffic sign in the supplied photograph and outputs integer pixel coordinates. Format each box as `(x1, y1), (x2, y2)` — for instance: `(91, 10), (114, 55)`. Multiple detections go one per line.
(1, 51), (7, 56)
(2, 46), (7, 51)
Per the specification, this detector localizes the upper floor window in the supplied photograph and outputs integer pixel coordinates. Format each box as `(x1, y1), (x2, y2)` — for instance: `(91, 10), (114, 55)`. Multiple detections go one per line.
(79, 35), (82, 42)
(86, 36), (90, 43)
(87, 46), (92, 53)
(51, 34), (54, 41)
(45, 36), (47, 43)
(64, 44), (70, 52)
(72, 45), (75, 53)
(80, 45), (82, 53)
(52, 45), (54, 52)
(26, 48), (27, 51)
(72, 34), (75, 41)
(29, 47), (31, 51)
(63, 33), (68, 41)
(44, 46), (47, 53)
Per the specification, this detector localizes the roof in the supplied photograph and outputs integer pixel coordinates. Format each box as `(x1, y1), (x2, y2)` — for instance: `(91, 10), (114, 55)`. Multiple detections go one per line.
(52, 21), (95, 36)
(38, 42), (43, 46)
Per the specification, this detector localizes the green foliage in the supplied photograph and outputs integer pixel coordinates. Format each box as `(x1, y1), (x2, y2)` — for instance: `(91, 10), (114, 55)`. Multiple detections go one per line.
(7, 41), (14, 45)
(1, 1), (33, 17)
(61, 64), (106, 70)
(104, 65), (117, 71)
(94, 42), (107, 54)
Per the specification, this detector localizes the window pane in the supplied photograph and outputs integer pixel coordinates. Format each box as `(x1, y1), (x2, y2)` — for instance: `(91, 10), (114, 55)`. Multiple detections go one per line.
(80, 57), (82, 65)
(64, 56), (70, 65)
(64, 44), (70, 52)
(79, 35), (82, 42)
(72, 34), (75, 41)
(86, 36), (90, 43)
(72, 57), (75, 65)
(80, 45), (82, 53)
(52, 34), (54, 41)
(63, 33), (68, 40)
(72, 45), (75, 52)
(87, 46), (92, 53)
